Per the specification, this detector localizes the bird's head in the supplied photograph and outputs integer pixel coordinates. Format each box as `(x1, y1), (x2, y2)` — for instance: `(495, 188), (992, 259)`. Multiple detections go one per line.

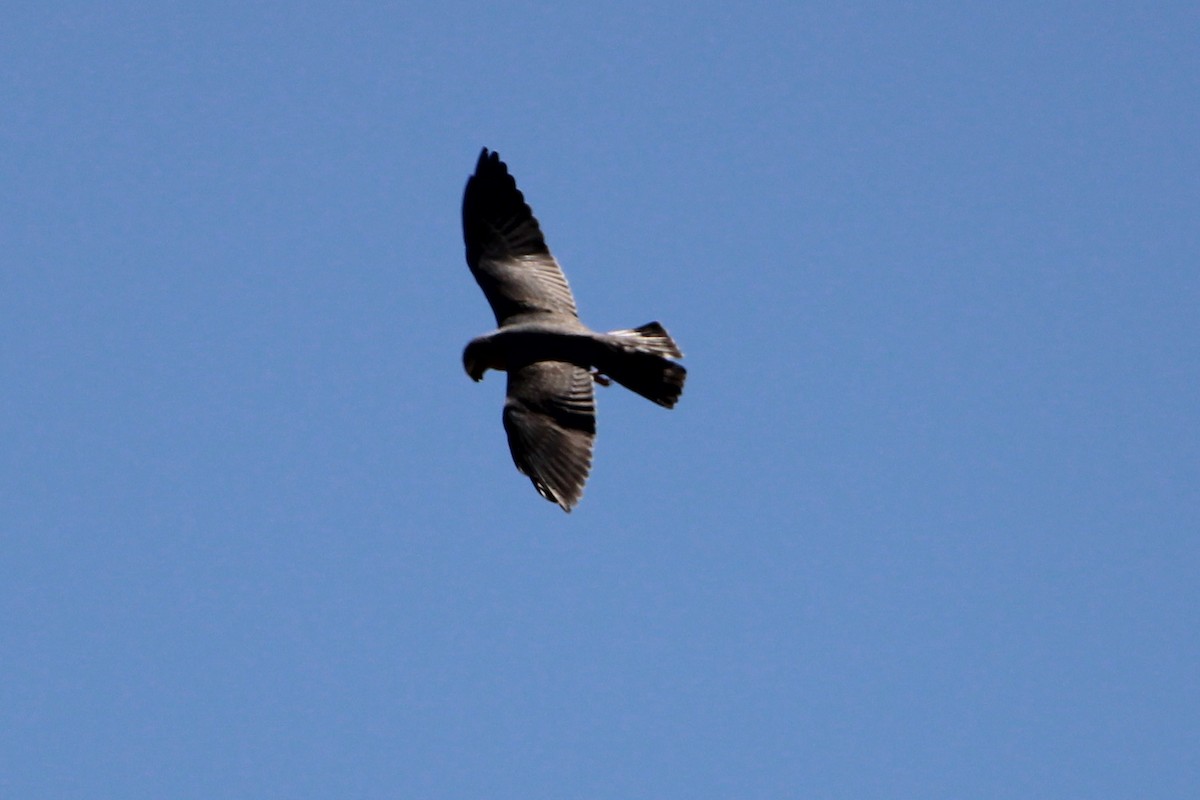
(462, 337), (498, 382)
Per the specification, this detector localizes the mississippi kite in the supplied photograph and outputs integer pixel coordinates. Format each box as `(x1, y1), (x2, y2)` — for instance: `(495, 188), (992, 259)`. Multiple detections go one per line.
(461, 148), (686, 511)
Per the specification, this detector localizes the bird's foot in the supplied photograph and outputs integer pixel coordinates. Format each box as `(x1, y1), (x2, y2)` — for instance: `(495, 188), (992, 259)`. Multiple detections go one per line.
(590, 369), (612, 387)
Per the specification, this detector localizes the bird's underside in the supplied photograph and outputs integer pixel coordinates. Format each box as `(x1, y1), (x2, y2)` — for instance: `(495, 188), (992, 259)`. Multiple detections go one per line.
(461, 148), (686, 511)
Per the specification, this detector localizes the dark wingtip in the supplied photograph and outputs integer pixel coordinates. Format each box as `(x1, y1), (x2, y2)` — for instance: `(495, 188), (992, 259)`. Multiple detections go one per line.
(533, 481), (579, 513)
(463, 148), (543, 267)
(466, 148), (510, 196)
(475, 147), (501, 173)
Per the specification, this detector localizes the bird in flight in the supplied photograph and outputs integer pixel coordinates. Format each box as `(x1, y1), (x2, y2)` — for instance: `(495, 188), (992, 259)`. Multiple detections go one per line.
(461, 148), (686, 511)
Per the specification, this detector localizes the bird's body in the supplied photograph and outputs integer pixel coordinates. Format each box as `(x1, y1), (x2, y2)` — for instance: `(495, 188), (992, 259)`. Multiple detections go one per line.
(461, 148), (685, 511)
(464, 322), (592, 377)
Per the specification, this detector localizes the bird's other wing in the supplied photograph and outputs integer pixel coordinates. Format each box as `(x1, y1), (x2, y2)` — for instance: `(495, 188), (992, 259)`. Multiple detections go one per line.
(462, 149), (579, 327)
(502, 361), (595, 511)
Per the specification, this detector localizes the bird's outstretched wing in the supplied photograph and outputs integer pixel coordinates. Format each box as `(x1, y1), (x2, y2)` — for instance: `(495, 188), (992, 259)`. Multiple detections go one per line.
(502, 361), (595, 511)
(462, 149), (579, 326)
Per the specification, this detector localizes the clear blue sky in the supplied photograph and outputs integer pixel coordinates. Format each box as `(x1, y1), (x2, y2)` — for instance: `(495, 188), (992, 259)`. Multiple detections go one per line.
(2, 3), (1196, 798)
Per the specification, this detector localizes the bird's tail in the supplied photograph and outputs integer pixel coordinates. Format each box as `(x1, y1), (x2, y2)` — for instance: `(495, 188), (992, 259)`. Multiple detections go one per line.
(598, 322), (686, 408)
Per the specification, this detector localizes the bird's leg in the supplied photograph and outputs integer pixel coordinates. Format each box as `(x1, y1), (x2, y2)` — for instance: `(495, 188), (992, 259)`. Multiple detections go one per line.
(590, 368), (612, 387)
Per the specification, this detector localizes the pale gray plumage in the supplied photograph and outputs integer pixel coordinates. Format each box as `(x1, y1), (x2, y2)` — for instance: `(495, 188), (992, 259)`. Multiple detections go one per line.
(461, 148), (685, 511)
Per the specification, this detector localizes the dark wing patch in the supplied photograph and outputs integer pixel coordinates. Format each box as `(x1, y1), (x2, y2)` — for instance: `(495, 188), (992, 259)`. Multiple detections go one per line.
(502, 361), (596, 511)
(462, 149), (579, 326)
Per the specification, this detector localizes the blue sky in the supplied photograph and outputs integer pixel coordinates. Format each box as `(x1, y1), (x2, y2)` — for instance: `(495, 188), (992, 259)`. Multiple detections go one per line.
(2, 2), (1197, 797)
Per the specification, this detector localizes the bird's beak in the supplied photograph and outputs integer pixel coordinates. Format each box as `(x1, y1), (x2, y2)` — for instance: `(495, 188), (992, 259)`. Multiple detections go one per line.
(464, 355), (485, 382)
